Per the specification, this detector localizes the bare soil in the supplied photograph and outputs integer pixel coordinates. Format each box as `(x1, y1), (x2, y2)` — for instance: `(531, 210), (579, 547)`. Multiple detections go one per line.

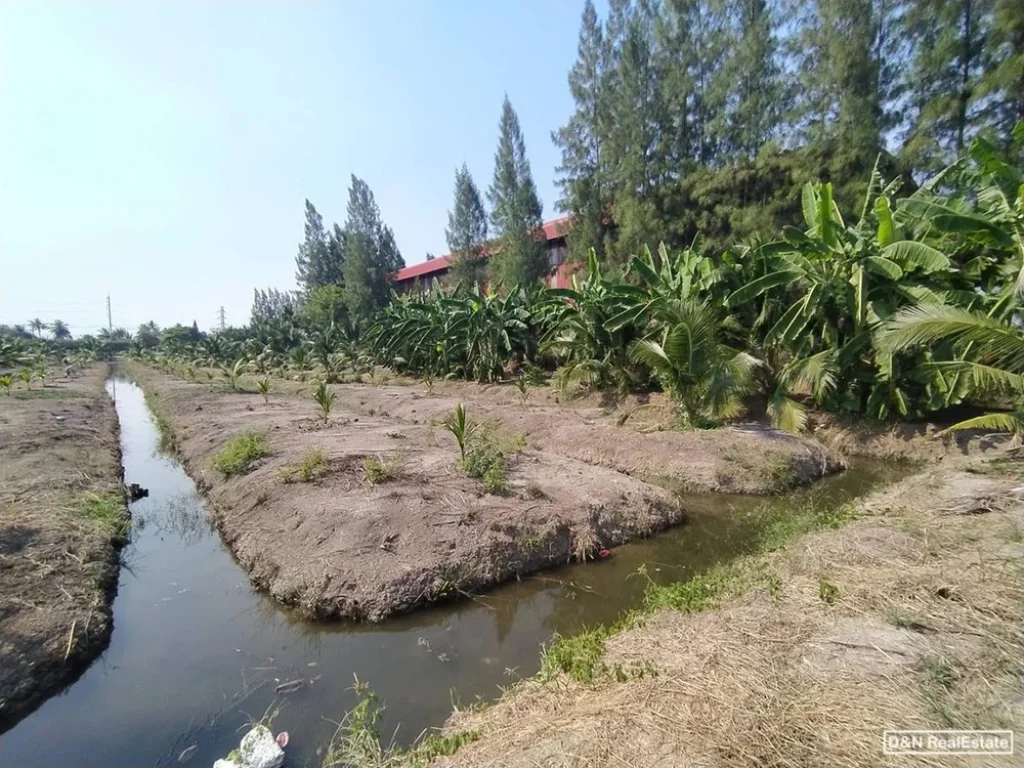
(428, 454), (1024, 767)
(125, 365), (841, 620)
(0, 367), (127, 732)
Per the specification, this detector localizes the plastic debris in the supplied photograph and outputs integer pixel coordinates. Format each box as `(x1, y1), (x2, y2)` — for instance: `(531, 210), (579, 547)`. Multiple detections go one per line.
(212, 725), (285, 768)
(275, 732), (289, 748)
(598, 549), (611, 558)
(274, 678), (305, 694)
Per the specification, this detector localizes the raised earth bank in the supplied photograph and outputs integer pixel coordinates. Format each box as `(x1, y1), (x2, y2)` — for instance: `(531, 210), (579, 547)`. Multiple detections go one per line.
(124, 363), (841, 620)
(0, 366), (127, 731)
(424, 453), (1024, 768)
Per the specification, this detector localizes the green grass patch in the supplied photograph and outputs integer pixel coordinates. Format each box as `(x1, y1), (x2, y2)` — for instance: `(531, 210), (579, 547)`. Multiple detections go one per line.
(280, 449), (327, 483)
(211, 430), (270, 477)
(72, 492), (129, 541)
(642, 562), (744, 614)
(362, 454), (403, 485)
(540, 627), (610, 683)
(759, 499), (858, 551)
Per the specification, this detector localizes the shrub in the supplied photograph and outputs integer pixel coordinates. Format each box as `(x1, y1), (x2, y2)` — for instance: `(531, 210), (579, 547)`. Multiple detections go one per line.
(211, 430), (270, 477)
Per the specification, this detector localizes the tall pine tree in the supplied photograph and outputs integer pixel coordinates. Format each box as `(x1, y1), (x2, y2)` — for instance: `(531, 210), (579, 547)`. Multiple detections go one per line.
(445, 163), (489, 286)
(605, 0), (669, 262)
(294, 200), (331, 293)
(900, 0), (995, 171)
(721, 0), (783, 160)
(488, 96), (546, 287)
(341, 176), (405, 327)
(553, 0), (613, 262)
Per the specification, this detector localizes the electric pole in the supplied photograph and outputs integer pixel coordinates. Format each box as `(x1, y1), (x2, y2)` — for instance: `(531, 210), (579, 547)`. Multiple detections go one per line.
(218, 306), (226, 331)
(106, 294), (113, 335)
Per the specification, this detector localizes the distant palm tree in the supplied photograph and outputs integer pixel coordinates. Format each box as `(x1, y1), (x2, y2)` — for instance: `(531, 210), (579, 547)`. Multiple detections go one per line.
(29, 318), (47, 339)
(50, 319), (72, 340)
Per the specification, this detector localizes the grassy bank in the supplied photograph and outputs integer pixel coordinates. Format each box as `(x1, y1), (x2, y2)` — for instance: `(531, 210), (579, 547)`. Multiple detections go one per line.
(324, 447), (1021, 767)
(0, 365), (129, 731)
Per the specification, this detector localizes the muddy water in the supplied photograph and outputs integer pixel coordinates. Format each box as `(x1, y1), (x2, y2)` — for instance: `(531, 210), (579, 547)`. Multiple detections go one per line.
(0, 378), (907, 767)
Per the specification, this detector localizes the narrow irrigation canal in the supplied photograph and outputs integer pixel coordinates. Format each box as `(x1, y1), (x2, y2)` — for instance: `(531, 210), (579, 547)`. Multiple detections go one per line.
(1, 377), (906, 767)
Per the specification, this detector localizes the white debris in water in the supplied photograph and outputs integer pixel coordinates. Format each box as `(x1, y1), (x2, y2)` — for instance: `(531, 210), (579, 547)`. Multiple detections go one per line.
(212, 725), (284, 768)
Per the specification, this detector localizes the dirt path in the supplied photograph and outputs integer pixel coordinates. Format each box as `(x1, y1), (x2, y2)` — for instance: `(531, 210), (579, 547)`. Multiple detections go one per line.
(0, 366), (127, 732)
(124, 364), (840, 620)
(425, 453), (1024, 767)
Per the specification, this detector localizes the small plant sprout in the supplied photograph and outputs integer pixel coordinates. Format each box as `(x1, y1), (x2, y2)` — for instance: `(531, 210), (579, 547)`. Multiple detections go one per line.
(514, 374), (530, 405)
(35, 364), (48, 387)
(422, 369), (436, 395)
(18, 367), (33, 390)
(313, 380), (336, 423)
(0, 375), (11, 396)
(256, 377), (273, 405)
(442, 403), (476, 462)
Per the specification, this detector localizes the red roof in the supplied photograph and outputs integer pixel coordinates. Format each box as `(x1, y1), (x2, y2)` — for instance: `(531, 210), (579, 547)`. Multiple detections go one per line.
(393, 216), (571, 283)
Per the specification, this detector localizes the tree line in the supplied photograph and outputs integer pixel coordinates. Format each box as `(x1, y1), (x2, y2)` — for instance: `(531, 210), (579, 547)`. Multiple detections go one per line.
(554, 0), (1023, 266)
(282, 0), (1021, 331)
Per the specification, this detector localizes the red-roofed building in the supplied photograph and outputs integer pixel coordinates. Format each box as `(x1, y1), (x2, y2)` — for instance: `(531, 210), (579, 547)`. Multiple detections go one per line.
(392, 216), (580, 292)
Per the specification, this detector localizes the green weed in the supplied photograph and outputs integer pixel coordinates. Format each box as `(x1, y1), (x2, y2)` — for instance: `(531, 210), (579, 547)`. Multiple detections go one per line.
(280, 449), (326, 483)
(540, 627), (609, 683)
(211, 430), (270, 477)
(460, 422), (524, 495)
(818, 579), (839, 604)
(362, 454), (402, 485)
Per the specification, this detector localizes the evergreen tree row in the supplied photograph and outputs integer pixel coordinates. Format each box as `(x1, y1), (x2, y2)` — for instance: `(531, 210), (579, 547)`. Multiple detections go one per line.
(555, 0), (1024, 266)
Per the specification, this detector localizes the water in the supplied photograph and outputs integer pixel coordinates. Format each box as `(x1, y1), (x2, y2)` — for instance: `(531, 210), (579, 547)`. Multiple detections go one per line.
(0, 377), (905, 767)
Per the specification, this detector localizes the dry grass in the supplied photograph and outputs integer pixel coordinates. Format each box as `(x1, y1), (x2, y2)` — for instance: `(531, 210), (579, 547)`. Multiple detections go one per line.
(430, 458), (1024, 768)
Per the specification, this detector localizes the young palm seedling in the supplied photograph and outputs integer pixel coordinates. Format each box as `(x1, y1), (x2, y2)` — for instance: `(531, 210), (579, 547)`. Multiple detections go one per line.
(442, 403), (476, 463)
(313, 380), (336, 424)
(17, 366), (33, 390)
(220, 359), (248, 391)
(0, 375), (11, 396)
(35, 364), (48, 388)
(514, 375), (530, 405)
(256, 377), (273, 405)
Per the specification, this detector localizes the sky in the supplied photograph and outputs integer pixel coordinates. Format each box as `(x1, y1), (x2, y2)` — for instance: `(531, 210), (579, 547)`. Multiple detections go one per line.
(0, 1), (590, 337)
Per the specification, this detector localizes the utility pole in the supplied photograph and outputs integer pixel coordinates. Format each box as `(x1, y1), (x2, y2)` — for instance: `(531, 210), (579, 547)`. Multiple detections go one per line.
(106, 294), (113, 335)
(218, 306), (226, 331)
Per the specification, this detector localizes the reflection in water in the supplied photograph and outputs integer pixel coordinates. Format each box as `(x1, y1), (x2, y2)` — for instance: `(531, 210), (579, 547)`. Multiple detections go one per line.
(0, 377), (905, 768)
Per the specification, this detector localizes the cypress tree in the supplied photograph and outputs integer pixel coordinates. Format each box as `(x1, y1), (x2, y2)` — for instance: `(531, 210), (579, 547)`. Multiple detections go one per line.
(445, 163), (489, 287)
(487, 96), (546, 287)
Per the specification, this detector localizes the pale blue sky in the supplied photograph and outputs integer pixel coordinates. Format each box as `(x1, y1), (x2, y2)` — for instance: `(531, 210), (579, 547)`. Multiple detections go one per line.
(0, 1), (588, 336)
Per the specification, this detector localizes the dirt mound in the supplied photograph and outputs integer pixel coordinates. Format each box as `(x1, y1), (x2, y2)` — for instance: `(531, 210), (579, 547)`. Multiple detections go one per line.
(129, 365), (692, 620)
(320, 379), (843, 494)
(0, 367), (127, 732)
